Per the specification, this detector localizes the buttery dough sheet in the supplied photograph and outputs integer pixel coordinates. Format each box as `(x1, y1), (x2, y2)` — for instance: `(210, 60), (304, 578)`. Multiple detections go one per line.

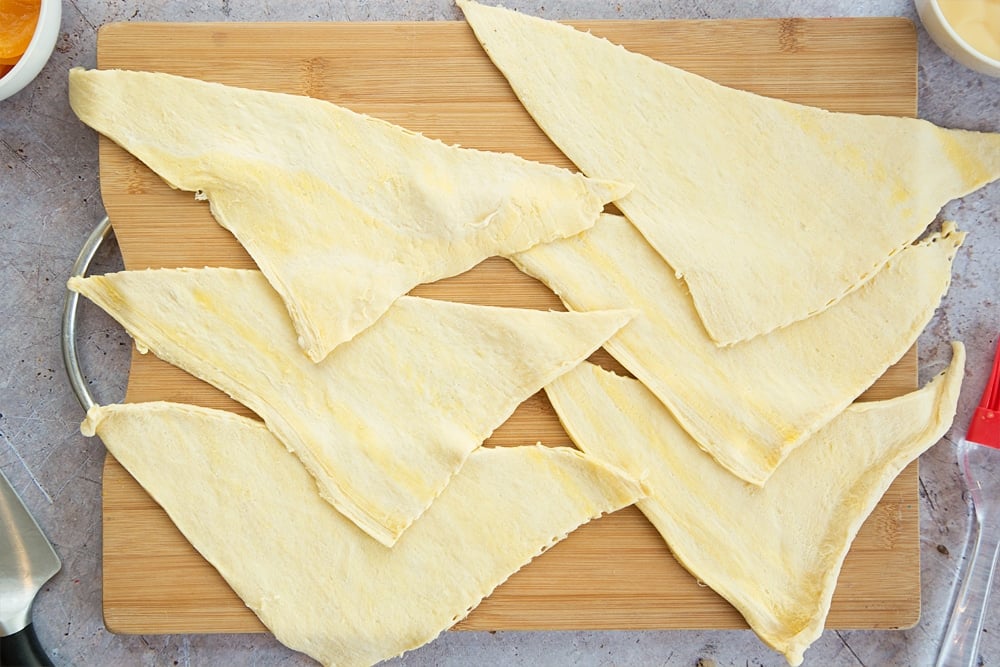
(512, 215), (963, 484)
(460, 0), (1000, 346)
(67, 67), (630, 362)
(546, 344), (963, 665)
(84, 401), (644, 667)
(69, 268), (630, 546)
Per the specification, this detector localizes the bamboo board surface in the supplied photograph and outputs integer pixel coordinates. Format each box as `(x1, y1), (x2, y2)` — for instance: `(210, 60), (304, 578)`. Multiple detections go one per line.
(96, 18), (921, 634)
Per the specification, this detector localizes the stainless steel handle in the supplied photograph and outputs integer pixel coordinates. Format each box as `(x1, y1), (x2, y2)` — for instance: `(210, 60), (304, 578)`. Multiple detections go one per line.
(61, 216), (113, 413)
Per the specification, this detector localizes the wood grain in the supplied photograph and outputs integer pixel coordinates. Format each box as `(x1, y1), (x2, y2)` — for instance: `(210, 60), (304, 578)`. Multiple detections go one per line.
(96, 17), (921, 634)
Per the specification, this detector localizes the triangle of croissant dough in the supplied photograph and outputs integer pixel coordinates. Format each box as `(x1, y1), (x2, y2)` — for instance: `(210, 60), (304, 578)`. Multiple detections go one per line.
(67, 67), (630, 363)
(512, 215), (962, 485)
(546, 345), (963, 666)
(68, 268), (630, 546)
(83, 402), (643, 667)
(459, 0), (1000, 346)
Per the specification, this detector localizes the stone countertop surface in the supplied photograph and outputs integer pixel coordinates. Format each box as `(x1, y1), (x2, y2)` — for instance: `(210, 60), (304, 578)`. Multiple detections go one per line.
(1, 1), (997, 665)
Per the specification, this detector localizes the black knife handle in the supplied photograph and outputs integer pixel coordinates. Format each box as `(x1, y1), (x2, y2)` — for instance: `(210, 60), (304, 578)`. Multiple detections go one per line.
(0, 624), (53, 667)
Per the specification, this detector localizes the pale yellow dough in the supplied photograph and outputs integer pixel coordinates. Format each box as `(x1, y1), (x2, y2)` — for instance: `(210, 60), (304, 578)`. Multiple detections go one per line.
(68, 268), (631, 546)
(67, 67), (630, 362)
(459, 0), (1000, 346)
(512, 214), (962, 485)
(545, 345), (964, 666)
(83, 401), (644, 667)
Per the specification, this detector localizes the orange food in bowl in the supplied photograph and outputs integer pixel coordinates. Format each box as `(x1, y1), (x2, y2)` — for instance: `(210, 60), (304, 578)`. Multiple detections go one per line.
(0, 0), (43, 69)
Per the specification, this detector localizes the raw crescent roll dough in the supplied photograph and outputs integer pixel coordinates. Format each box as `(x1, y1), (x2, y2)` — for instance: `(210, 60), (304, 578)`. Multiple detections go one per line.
(67, 67), (630, 362)
(545, 344), (964, 666)
(82, 401), (644, 667)
(459, 0), (1000, 346)
(512, 214), (962, 485)
(69, 268), (631, 546)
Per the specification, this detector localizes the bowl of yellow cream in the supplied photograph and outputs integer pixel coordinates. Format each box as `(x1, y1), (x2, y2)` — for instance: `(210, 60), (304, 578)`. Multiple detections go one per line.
(915, 0), (1000, 77)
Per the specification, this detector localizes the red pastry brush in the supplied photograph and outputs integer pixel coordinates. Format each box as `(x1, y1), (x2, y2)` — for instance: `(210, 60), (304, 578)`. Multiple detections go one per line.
(936, 336), (1000, 667)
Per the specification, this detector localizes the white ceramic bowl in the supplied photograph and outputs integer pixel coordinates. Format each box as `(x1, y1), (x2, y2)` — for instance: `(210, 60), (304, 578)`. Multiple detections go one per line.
(0, 0), (62, 102)
(915, 0), (1000, 78)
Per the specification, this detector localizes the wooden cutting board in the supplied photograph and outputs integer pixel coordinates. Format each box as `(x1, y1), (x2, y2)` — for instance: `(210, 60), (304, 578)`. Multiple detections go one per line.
(96, 17), (921, 634)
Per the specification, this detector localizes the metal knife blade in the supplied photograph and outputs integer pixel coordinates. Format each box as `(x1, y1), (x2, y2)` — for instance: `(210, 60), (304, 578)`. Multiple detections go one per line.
(0, 467), (61, 665)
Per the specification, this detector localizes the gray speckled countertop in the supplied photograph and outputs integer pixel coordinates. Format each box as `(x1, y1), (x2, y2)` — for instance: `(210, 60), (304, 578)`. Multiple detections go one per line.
(1, 1), (998, 665)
